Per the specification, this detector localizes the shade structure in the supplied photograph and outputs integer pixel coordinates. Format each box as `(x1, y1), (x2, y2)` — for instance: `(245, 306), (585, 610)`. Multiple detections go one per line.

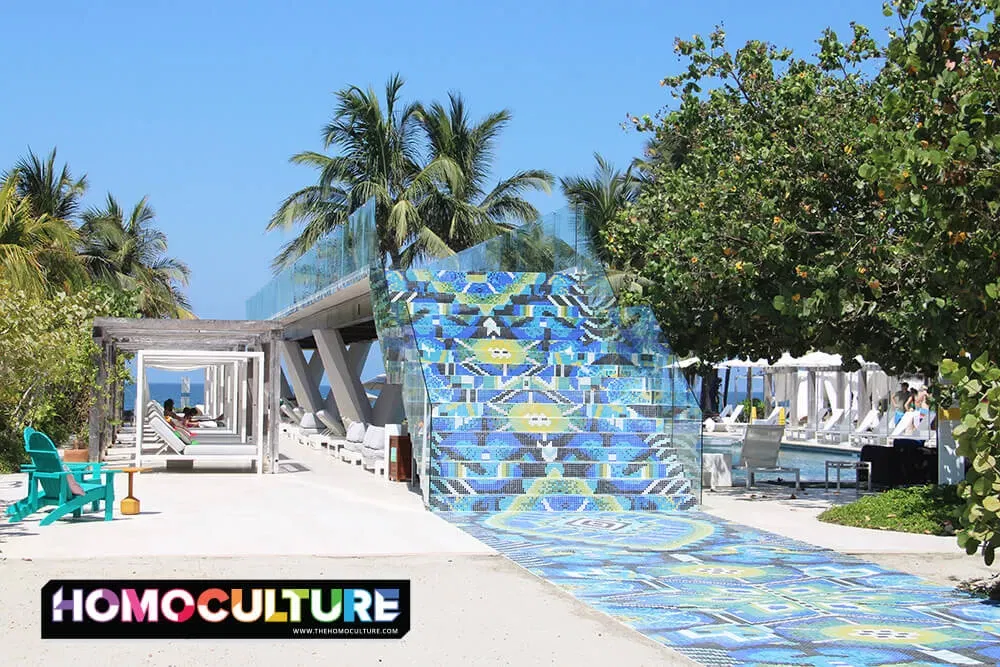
(89, 317), (284, 471)
(772, 351), (843, 369)
(133, 349), (267, 473)
(716, 358), (770, 368)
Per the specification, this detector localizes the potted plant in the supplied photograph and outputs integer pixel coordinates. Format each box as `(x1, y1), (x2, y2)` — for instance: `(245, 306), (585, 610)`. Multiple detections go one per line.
(62, 433), (90, 463)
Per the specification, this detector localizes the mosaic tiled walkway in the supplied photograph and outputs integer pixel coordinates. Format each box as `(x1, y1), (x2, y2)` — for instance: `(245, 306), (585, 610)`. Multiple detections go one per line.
(444, 511), (1000, 666)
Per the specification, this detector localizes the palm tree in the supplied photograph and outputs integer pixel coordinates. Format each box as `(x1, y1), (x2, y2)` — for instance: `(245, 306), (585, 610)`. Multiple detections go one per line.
(269, 76), (553, 271)
(560, 153), (641, 266)
(12, 148), (88, 220)
(407, 93), (554, 266)
(79, 195), (193, 318)
(0, 171), (80, 294)
(268, 74), (463, 269)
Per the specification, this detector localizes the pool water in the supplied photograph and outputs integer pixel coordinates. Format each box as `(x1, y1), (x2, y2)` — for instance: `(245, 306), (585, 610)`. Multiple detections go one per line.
(703, 436), (859, 483)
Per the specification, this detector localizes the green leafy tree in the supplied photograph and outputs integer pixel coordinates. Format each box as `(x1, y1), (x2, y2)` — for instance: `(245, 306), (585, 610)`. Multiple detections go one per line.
(608, 25), (891, 367)
(79, 194), (193, 318)
(610, 0), (1000, 562)
(0, 280), (138, 472)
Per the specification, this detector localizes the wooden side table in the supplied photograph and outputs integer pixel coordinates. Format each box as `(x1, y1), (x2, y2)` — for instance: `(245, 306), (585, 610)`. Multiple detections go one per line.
(389, 435), (412, 482)
(119, 467), (151, 515)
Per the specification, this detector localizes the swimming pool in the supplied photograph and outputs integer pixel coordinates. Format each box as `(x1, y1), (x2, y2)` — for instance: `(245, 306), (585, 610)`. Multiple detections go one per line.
(703, 436), (859, 483)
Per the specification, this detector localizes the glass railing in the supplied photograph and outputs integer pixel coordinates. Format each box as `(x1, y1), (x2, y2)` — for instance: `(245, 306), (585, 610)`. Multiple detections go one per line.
(246, 199), (377, 320)
(370, 262), (434, 504)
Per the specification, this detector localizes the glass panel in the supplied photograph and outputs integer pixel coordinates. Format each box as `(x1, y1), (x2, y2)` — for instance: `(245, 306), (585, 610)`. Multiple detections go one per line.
(370, 264), (433, 504)
(245, 199), (377, 320)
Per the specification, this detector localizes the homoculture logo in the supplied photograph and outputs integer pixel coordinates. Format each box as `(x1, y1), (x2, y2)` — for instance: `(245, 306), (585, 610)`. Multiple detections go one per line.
(41, 579), (410, 639)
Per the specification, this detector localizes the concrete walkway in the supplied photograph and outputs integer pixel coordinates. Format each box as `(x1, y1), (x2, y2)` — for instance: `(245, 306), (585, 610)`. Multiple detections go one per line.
(0, 441), (486, 559)
(0, 441), (692, 667)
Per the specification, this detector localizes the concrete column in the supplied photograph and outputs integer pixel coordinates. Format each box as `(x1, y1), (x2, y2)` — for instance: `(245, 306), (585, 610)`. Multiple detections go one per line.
(279, 340), (324, 430)
(313, 329), (373, 425)
(307, 350), (325, 389)
(279, 368), (294, 401)
(372, 383), (404, 426)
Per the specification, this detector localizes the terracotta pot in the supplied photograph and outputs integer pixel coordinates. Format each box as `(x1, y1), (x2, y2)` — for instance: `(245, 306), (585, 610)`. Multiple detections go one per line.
(62, 448), (90, 463)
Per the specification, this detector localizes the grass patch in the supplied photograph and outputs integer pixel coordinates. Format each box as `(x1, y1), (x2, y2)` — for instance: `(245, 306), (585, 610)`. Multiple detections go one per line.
(817, 485), (962, 536)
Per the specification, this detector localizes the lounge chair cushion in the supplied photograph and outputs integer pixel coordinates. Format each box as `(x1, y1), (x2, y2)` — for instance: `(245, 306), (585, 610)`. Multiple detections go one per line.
(63, 466), (85, 496)
(184, 444), (258, 456)
(173, 427), (197, 446)
(363, 426), (385, 453)
(346, 422), (367, 443)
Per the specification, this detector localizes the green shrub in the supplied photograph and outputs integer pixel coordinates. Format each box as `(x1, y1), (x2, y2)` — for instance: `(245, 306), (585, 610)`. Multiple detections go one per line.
(0, 281), (136, 472)
(818, 485), (963, 536)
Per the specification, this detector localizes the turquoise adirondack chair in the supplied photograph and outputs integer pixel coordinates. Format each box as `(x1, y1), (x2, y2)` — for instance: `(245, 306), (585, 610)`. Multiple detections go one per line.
(7, 430), (117, 525)
(15, 426), (97, 489)
(7, 426), (101, 516)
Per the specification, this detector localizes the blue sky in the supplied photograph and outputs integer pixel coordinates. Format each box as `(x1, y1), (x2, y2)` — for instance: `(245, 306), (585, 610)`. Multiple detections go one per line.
(3, 0), (891, 323)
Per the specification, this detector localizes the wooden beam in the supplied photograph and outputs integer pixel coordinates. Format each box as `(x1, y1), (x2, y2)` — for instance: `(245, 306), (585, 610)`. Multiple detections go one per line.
(88, 338), (106, 462)
(266, 334), (282, 473)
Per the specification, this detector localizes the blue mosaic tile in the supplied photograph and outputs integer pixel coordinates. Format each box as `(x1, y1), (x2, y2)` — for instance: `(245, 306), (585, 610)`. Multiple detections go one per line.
(442, 511), (1000, 666)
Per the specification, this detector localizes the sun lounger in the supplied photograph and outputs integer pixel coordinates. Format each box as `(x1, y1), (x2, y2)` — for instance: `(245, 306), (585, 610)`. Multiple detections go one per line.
(817, 408), (848, 443)
(303, 410), (347, 451)
(850, 408), (887, 446)
(756, 407), (781, 425)
(361, 426), (388, 477)
(704, 404), (745, 434)
(341, 420), (367, 464)
(736, 424), (800, 490)
(147, 414), (257, 457)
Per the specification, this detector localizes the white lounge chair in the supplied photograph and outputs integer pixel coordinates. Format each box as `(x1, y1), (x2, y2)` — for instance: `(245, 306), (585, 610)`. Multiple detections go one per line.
(361, 425), (388, 477)
(890, 410), (932, 442)
(341, 420), (366, 464)
(817, 408), (847, 443)
(305, 410), (348, 451)
(850, 408), (886, 446)
(736, 424), (800, 490)
(147, 414), (257, 457)
(889, 411), (918, 439)
(756, 407), (782, 425)
(709, 404), (744, 433)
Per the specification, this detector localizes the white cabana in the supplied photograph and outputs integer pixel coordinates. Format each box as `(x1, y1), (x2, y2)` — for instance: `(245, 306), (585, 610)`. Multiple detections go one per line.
(134, 349), (266, 473)
(90, 317), (284, 472)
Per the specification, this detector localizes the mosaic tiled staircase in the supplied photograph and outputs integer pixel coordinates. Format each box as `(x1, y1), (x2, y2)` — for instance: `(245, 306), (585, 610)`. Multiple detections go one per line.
(385, 270), (700, 512)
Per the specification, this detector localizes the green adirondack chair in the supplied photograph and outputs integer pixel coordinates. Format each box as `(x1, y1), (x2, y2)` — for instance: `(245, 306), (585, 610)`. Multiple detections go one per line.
(7, 430), (117, 525)
(6, 427), (107, 521)
(15, 427), (98, 485)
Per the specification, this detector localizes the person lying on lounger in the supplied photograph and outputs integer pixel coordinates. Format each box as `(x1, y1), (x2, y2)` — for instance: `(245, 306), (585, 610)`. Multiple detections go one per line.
(180, 407), (225, 428)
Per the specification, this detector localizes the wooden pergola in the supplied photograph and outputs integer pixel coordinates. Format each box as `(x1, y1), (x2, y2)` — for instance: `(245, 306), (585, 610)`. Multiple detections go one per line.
(89, 318), (284, 469)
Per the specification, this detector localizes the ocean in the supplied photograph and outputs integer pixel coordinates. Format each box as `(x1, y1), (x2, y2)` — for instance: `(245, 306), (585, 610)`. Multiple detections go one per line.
(123, 383), (205, 411)
(122, 382), (335, 411)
